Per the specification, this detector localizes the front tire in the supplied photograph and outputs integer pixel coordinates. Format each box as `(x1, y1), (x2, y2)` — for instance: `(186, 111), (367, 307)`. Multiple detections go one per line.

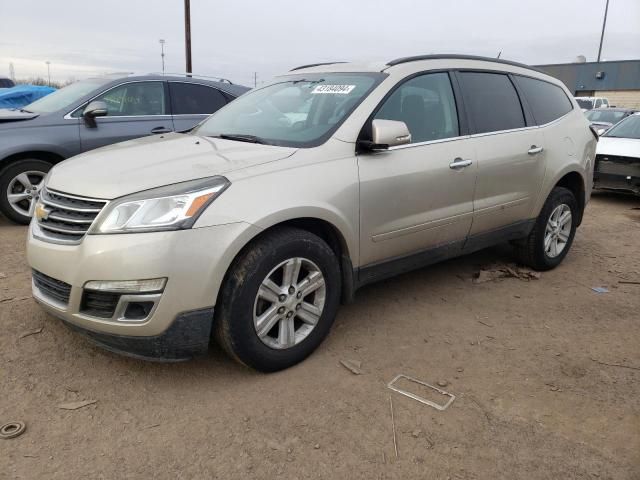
(0, 159), (52, 224)
(215, 227), (341, 372)
(515, 186), (578, 271)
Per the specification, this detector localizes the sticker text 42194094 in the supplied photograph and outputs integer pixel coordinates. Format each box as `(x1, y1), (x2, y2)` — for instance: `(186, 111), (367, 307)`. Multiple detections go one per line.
(311, 85), (356, 95)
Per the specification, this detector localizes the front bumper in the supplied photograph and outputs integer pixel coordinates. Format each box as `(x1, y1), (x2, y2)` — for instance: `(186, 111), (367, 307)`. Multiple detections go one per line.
(27, 220), (261, 357)
(59, 308), (215, 361)
(594, 155), (640, 195)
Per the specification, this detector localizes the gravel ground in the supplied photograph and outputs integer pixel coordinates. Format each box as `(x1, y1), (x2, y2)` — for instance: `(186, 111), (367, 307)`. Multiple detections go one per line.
(1, 193), (639, 479)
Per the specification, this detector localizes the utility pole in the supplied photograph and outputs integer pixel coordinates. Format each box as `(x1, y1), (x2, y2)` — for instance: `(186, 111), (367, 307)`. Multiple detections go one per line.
(597, 0), (609, 62)
(45, 61), (51, 86)
(9, 62), (15, 81)
(184, 0), (192, 74)
(254, 72), (257, 87)
(159, 39), (166, 74)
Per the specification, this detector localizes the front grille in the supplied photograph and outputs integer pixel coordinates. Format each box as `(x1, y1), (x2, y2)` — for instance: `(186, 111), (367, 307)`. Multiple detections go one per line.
(595, 154), (640, 177)
(32, 270), (72, 305)
(80, 290), (120, 318)
(37, 188), (108, 244)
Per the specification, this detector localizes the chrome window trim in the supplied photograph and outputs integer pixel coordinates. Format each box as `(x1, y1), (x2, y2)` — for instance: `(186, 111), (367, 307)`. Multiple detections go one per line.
(386, 109), (572, 150)
(388, 135), (471, 151)
(63, 80), (167, 120)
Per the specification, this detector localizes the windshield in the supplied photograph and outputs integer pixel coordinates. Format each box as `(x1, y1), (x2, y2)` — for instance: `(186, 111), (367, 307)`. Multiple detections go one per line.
(585, 110), (627, 124)
(576, 98), (594, 110)
(194, 73), (386, 147)
(603, 115), (640, 139)
(23, 78), (111, 113)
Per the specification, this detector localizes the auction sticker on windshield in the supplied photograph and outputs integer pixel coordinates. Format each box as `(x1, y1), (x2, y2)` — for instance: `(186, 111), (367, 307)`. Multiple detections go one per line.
(311, 85), (356, 94)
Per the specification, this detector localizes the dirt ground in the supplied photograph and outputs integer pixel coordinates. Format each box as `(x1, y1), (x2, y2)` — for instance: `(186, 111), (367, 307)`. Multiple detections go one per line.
(1, 193), (639, 479)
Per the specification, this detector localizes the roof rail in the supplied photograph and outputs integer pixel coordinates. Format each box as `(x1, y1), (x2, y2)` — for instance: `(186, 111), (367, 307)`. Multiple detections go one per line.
(289, 62), (347, 72)
(147, 72), (233, 84)
(385, 54), (544, 74)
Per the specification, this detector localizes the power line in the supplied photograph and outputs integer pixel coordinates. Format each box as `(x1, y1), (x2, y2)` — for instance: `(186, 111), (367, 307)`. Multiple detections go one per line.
(184, 0), (192, 74)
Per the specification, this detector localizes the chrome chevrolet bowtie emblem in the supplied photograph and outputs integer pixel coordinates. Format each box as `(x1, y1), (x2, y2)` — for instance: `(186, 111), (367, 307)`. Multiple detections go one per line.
(34, 203), (50, 221)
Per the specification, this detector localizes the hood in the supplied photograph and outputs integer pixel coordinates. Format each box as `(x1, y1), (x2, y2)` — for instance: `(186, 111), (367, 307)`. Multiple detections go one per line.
(0, 109), (39, 122)
(596, 136), (640, 159)
(48, 133), (297, 199)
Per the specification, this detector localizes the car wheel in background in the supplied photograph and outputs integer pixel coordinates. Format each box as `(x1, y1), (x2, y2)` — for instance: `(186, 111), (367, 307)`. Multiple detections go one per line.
(215, 227), (341, 372)
(515, 186), (578, 271)
(0, 159), (52, 224)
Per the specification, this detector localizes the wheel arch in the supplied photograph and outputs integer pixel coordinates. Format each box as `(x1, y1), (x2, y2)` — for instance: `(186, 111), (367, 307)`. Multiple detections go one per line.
(0, 150), (66, 171)
(218, 216), (357, 307)
(553, 171), (586, 226)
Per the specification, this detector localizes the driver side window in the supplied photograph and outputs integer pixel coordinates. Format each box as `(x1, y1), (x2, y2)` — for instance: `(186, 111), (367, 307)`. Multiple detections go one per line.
(77, 82), (167, 117)
(375, 72), (459, 144)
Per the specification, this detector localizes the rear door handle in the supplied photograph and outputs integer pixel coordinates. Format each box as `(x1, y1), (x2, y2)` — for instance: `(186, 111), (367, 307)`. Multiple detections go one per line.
(528, 145), (544, 155)
(449, 158), (473, 169)
(151, 126), (172, 134)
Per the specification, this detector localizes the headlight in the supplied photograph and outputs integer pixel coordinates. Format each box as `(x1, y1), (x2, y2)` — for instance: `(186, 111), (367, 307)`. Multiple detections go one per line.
(90, 176), (230, 234)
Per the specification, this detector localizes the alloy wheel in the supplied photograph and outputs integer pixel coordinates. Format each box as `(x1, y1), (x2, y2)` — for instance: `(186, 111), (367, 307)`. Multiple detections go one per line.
(544, 204), (572, 258)
(253, 257), (326, 350)
(6, 170), (47, 218)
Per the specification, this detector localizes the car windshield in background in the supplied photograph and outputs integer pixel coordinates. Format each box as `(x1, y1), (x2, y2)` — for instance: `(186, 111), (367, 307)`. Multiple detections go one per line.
(195, 73), (386, 147)
(585, 110), (627, 124)
(603, 115), (640, 139)
(576, 98), (594, 109)
(23, 78), (111, 113)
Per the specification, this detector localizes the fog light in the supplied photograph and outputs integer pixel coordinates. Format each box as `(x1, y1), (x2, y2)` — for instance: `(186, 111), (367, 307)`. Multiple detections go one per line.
(84, 278), (167, 293)
(123, 301), (155, 320)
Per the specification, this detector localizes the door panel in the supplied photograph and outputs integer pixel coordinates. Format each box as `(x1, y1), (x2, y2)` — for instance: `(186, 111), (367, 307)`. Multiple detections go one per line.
(358, 71), (476, 267)
(469, 129), (545, 234)
(79, 81), (173, 152)
(358, 138), (476, 266)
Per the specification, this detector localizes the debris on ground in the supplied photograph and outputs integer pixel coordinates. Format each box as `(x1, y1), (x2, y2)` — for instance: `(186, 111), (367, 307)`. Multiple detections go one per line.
(388, 374), (456, 411)
(389, 396), (398, 459)
(618, 280), (640, 285)
(591, 287), (609, 294)
(473, 264), (541, 283)
(0, 272), (7, 279)
(437, 380), (449, 387)
(18, 326), (44, 340)
(0, 421), (26, 439)
(58, 400), (97, 410)
(411, 429), (422, 438)
(340, 359), (362, 375)
(590, 357), (640, 371)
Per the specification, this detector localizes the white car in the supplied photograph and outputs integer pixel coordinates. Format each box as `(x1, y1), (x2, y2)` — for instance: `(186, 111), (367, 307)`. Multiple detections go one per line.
(594, 113), (640, 195)
(575, 96), (609, 112)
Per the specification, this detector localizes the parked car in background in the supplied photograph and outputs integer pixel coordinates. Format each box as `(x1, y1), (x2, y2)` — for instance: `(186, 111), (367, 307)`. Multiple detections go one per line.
(574, 96), (609, 112)
(0, 73), (249, 223)
(26, 55), (596, 371)
(585, 107), (637, 135)
(0, 76), (16, 88)
(0, 85), (56, 109)
(594, 112), (640, 195)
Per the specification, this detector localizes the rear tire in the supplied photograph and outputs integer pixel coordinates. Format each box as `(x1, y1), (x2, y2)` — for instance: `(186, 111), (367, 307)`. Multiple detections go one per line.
(0, 159), (52, 224)
(214, 227), (341, 372)
(515, 187), (578, 271)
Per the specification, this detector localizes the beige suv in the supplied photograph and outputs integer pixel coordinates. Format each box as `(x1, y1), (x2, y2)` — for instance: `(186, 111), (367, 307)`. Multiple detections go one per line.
(27, 55), (597, 371)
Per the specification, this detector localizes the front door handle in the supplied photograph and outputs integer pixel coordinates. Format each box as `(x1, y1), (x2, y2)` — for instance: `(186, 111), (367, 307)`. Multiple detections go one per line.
(151, 126), (172, 134)
(528, 145), (544, 155)
(449, 158), (473, 169)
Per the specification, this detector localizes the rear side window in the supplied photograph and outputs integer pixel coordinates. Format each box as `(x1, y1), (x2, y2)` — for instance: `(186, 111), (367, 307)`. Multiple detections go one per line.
(169, 82), (227, 115)
(514, 76), (573, 125)
(458, 72), (525, 134)
(595, 99), (603, 108)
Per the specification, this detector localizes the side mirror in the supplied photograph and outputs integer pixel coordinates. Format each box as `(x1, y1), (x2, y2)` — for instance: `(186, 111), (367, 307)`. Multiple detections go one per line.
(83, 100), (108, 128)
(359, 119), (411, 151)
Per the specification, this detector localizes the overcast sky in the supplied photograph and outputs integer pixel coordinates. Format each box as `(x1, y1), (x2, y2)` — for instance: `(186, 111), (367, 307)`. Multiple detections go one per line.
(1, 0), (639, 86)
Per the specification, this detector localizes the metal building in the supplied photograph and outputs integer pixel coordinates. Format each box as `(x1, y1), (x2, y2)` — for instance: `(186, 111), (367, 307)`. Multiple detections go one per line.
(537, 59), (640, 109)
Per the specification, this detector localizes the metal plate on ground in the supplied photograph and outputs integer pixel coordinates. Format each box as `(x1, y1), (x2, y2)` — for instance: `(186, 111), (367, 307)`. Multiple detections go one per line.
(387, 374), (455, 411)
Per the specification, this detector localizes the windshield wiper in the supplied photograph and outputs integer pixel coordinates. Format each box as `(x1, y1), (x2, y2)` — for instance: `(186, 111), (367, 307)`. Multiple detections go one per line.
(19, 108), (32, 113)
(216, 133), (269, 144)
